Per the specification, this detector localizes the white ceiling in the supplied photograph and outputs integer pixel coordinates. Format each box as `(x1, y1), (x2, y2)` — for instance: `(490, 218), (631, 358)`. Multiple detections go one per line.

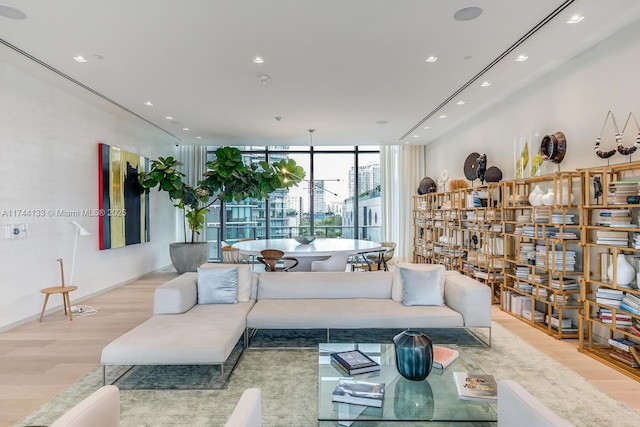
(2, 0), (640, 147)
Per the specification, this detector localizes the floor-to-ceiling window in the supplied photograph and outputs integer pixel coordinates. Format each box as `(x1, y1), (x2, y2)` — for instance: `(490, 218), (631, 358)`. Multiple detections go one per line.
(205, 145), (380, 261)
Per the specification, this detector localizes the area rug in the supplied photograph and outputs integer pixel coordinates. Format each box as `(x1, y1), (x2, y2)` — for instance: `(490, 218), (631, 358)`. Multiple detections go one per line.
(16, 323), (640, 427)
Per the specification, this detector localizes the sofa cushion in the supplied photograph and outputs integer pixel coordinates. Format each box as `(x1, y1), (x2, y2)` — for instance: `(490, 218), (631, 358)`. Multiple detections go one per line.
(200, 263), (252, 301)
(392, 263), (446, 302)
(247, 299), (463, 329)
(400, 266), (444, 306)
(197, 266), (238, 304)
(257, 272), (393, 299)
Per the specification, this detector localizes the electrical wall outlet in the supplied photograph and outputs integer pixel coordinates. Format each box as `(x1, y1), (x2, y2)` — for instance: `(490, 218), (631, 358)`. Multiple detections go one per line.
(4, 224), (28, 239)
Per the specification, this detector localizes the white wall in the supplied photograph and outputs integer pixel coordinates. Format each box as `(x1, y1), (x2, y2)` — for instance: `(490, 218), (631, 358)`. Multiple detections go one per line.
(0, 45), (178, 330)
(423, 21), (640, 181)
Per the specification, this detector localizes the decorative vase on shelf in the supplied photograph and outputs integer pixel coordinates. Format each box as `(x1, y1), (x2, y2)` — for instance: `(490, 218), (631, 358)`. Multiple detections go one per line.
(541, 189), (555, 206)
(560, 186), (575, 206)
(393, 330), (433, 381)
(528, 185), (544, 206)
(607, 254), (635, 286)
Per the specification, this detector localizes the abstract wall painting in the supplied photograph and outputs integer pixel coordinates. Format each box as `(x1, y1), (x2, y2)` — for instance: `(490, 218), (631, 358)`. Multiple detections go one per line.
(98, 143), (149, 249)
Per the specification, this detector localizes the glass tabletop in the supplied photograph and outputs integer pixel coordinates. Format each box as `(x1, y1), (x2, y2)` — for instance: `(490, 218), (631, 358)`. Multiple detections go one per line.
(318, 343), (497, 425)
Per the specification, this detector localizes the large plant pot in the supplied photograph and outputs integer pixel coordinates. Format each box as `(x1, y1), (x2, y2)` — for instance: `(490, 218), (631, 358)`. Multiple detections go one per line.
(169, 242), (211, 274)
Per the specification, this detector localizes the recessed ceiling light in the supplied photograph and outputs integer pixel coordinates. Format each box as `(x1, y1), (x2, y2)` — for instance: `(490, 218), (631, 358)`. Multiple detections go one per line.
(480, 81), (491, 87)
(182, 128), (190, 131)
(515, 55), (528, 62)
(376, 120), (389, 125)
(454, 6), (483, 21)
(165, 116), (173, 120)
(439, 115), (447, 119)
(93, 54), (104, 60)
(73, 56), (87, 63)
(253, 56), (264, 64)
(426, 56), (438, 63)
(566, 15), (584, 24)
(143, 101), (153, 106)
(413, 135), (419, 138)
(196, 136), (202, 139)
(423, 126), (431, 130)
(0, 5), (26, 19)
(456, 100), (466, 105)
(403, 141), (410, 144)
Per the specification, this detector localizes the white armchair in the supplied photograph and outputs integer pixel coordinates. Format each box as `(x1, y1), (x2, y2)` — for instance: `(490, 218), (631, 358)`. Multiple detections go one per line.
(311, 252), (349, 272)
(498, 379), (574, 427)
(50, 385), (120, 427)
(224, 388), (262, 427)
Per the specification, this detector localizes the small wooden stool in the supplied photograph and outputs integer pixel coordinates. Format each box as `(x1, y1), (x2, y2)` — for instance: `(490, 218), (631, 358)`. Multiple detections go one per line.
(39, 258), (78, 322)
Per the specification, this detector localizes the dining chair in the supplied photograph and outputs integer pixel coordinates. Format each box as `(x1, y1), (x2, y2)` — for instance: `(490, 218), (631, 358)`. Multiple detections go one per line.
(238, 238), (256, 265)
(353, 242), (395, 271)
(257, 249), (299, 272)
(311, 252), (349, 272)
(221, 246), (243, 264)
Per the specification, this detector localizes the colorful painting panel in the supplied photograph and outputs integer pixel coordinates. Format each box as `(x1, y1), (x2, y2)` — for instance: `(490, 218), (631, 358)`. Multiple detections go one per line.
(98, 143), (149, 249)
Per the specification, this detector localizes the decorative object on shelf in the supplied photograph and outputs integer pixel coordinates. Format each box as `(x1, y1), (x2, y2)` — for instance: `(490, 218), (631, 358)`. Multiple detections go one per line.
(476, 154), (487, 184)
(607, 254), (636, 286)
(449, 178), (468, 190)
(463, 152), (481, 181)
(472, 189), (482, 208)
(531, 145), (543, 176)
(515, 141), (529, 179)
(417, 176), (437, 194)
(593, 176), (603, 203)
(294, 235), (316, 244)
(618, 112), (640, 156)
(438, 170), (449, 191)
(541, 189), (555, 206)
(393, 330), (433, 381)
(594, 110), (619, 159)
(560, 185), (575, 206)
(484, 166), (503, 182)
(540, 131), (567, 164)
(528, 185), (545, 206)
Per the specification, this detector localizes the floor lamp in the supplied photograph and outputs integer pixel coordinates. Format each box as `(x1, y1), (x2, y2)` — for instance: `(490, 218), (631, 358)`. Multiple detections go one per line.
(70, 220), (90, 285)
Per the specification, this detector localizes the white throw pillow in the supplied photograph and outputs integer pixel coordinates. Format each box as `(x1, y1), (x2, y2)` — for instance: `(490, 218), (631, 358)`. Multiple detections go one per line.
(199, 263), (252, 301)
(400, 266), (444, 306)
(197, 266), (238, 304)
(392, 263), (446, 302)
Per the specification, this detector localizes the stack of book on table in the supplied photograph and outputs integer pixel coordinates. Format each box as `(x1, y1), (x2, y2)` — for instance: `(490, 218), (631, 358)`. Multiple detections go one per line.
(330, 349), (380, 375)
(332, 379), (385, 407)
(608, 337), (640, 368)
(432, 345), (459, 369)
(452, 372), (497, 402)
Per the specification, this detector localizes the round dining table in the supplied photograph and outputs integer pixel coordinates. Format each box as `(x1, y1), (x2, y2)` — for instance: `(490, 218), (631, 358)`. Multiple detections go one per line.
(233, 238), (382, 271)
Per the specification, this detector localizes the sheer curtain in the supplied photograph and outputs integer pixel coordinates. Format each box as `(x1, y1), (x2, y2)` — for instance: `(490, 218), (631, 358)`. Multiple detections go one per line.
(176, 145), (208, 242)
(381, 145), (427, 262)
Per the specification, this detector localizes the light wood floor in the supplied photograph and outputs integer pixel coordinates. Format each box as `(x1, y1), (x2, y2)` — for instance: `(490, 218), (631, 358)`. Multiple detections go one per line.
(1, 269), (639, 426)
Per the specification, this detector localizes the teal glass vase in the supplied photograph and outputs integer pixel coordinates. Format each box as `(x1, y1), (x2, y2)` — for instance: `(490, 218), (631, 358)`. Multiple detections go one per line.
(393, 330), (433, 381)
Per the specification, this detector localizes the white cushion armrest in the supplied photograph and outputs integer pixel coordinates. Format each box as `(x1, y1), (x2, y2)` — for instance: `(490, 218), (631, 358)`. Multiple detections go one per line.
(51, 385), (120, 427)
(153, 273), (198, 314)
(443, 271), (491, 327)
(224, 388), (262, 427)
(498, 380), (574, 427)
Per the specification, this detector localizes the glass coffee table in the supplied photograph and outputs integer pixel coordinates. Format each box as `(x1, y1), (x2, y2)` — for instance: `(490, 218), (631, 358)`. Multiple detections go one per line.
(318, 343), (497, 426)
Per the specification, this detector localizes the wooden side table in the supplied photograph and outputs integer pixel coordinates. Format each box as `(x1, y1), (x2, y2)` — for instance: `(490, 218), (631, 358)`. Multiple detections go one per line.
(39, 259), (78, 322)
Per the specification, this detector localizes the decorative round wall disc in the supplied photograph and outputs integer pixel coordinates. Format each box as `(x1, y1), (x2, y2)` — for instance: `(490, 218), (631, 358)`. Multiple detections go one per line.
(463, 152), (480, 180)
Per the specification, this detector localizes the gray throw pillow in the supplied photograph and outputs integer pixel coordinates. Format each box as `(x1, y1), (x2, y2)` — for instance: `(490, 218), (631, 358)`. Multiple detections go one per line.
(400, 267), (444, 306)
(197, 266), (238, 304)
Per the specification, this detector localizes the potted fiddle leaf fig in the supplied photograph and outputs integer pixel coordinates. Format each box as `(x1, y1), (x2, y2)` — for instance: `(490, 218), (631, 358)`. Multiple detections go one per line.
(139, 146), (305, 273)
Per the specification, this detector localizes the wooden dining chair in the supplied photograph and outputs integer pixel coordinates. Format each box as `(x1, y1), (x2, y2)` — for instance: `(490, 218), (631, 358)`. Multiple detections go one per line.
(39, 258), (78, 322)
(257, 249), (299, 272)
(221, 246), (243, 264)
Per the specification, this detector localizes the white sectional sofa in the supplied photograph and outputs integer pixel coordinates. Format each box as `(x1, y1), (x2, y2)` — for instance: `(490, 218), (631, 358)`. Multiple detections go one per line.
(101, 262), (491, 387)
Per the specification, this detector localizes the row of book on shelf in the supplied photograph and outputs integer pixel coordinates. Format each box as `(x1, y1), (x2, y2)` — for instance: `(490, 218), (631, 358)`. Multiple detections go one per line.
(502, 291), (577, 331)
(608, 337), (640, 368)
